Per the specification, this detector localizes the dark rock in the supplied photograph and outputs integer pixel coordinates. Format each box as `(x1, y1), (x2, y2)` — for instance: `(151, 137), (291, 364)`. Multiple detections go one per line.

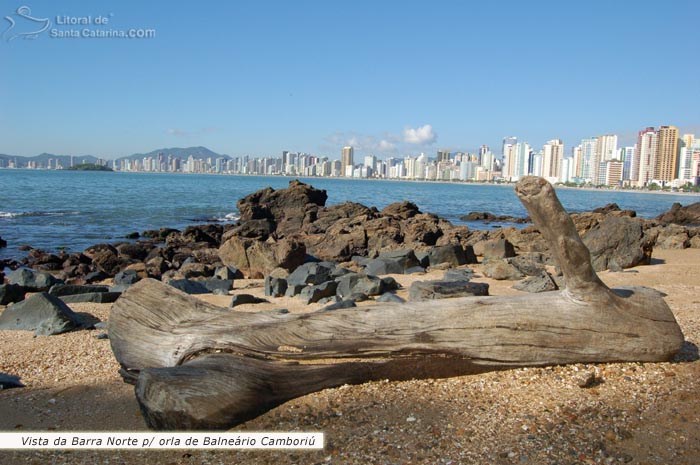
(460, 212), (530, 224)
(346, 292), (371, 303)
(508, 253), (547, 276)
(656, 202), (700, 225)
(512, 272), (558, 293)
(145, 256), (169, 279)
(308, 202), (376, 234)
(237, 179), (328, 237)
(125, 232), (140, 239)
(286, 262), (336, 286)
(116, 242), (151, 261)
(365, 258), (406, 276)
(443, 269), (475, 281)
(415, 251), (430, 268)
(0, 373), (24, 389)
(215, 265), (243, 280)
(264, 276), (288, 297)
(7, 268), (62, 292)
(351, 256), (370, 267)
(229, 294), (269, 307)
(500, 226), (550, 255)
(0, 236), (6, 248)
(317, 295), (341, 305)
(330, 266), (351, 278)
(95, 333), (109, 340)
(224, 219), (276, 240)
(581, 216), (653, 271)
(0, 284), (26, 305)
(319, 300), (357, 311)
(479, 239), (516, 259)
(178, 262), (215, 278)
(336, 273), (383, 298)
(377, 292), (406, 303)
(299, 281), (338, 304)
(60, 292), (122, 304)
(49, 284), (109, 297)
(408, 280), (489, 301)
(304, 221), (368, 262)
(377, 249), (420, 270)
(199, 279), (233, 294)
(380, 201), (421, 220)
(0, 292), (84, 336)
(166, 279), (211, 295)
(654, 224), (690, 249)
(402, 214), (443, 245)
(592, 203), (621, 214)
(380, 276), (400, 292)
(426, 244), (469, 267)
(84, 243), (125, 276)
(284, 283), (307, 297)
(24, 249), (64, 271)
(142, 228), (180, 241)
(482, 259), (525, 280)
(84, 270), (109, 284)
(114, 269), (141, 286)
(405, 266), (426, 274)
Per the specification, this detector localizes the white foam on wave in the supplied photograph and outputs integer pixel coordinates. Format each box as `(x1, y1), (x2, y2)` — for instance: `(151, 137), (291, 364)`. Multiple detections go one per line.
(0, 210), (80, 218)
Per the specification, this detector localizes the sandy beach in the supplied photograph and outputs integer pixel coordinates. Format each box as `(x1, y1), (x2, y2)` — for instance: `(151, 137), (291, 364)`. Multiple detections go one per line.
(1, 248), (699, 464)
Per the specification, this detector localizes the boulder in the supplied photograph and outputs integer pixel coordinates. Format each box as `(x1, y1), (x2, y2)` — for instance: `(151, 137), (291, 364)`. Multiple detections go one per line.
(84, 270), (109, 284)
(166, 279), (211, 295)
(299, 281), (338, 304)
(305, 222), (368, 262)
(307, 202), (376, 234)
(0, 292), (84, 336)
(84, 243), (125, 276)
(690, 235), (700, 249)
(7, 268), (62, 292)
(60, 292), (122, 304)
(581, 216), (653, 271)
(114, 269), (141, 286)
(0, 373), (24, 389)
(116, 242), (151, 261)
(336, 273), (387, 298)
(402, 214), (443, 245)
(654, 224), (690, 249)
(656, 202), (700, 225)
(24, 249), (64, 271)
(145, 256), (170, 279)
(142, 228), (180, 241)
(199, 279), (233, 294)
(508, 253), (548, 276)
(237, 180), (327, 237)
(512, 272), (558, 293)
(380, 201), (421, 220)
(500, 226), (550, 254)
(284, 283), (307, 297)
(218, 236), (306, 278)
(215, 265), (243, 280)
(442, 269), (475, 281)
(460, 212), (530, 224)
(377, 292), (406, 303)
(0, 236), (6, 248)
(408, 280), (489, 302)
(319, 300), (357, 311)
(426, 244), (471, 267)
(286, 262), (336, 286)
(178, 262), (215, 279)
(482, 259), (525, 280)
(264, 276), (288, 297)
(48, 284), (110, 297)
(478, 239), (516, 259)
(229, 294), (269, 307)
(0, 284), (26, 305)
(224, 219), (276, 240)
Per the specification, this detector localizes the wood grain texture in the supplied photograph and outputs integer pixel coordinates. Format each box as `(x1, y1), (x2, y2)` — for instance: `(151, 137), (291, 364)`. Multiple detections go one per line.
(109, 176), (685, 430)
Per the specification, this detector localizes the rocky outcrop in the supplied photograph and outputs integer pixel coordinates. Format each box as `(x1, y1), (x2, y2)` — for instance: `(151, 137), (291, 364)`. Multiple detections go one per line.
(656, 202), (700, 225)
(7, 268), (62, 292)
(218, 236), (306, 278)
(408, 280), (489, 301)
(237, 179), (327, 237)
(0, 284), (26, 305)
(460, 212), (530, 224)
(0, 235), (6, 248)
(581, 216), (653, 271)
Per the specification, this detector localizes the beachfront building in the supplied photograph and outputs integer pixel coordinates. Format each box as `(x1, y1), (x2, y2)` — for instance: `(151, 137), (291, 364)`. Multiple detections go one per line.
(542, 139), (564, 183)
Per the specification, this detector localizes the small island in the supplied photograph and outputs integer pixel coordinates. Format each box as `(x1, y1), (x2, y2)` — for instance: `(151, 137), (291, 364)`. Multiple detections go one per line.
(68, 163), (113, 172)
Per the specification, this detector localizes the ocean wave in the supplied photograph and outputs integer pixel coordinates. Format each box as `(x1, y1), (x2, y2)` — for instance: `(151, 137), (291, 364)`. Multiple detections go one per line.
(0, 210), (81, 219)
(186, 212), (240, 223)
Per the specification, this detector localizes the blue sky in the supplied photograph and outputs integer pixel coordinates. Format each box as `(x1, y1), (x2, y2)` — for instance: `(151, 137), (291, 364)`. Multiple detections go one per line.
(1, 0), (698, 159)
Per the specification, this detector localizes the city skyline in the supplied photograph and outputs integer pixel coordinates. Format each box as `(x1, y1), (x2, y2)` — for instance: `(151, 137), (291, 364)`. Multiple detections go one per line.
(1, 0), (698, 159)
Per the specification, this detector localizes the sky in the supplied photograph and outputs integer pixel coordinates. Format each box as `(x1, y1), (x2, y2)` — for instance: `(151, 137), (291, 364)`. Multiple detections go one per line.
(1, 0), (698, 160)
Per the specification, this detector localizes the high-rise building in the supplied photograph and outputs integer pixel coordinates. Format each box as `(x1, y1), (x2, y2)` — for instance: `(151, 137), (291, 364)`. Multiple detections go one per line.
(655, 125), (679, 182)
(341, 146), (354, 177)
(501, 136), (517, 180)
(596, 134), (618, 163)
(542, 139), (564, 181)
(637, 128), (658, 187)
(437, 149), (451, 163)
(579, 138), (598, 182)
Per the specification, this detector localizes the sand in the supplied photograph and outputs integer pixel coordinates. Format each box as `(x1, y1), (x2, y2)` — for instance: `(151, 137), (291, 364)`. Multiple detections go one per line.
(1, 248), (699, 464)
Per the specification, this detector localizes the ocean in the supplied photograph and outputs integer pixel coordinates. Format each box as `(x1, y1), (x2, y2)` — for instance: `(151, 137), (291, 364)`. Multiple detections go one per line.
(0, 169), (697, 260)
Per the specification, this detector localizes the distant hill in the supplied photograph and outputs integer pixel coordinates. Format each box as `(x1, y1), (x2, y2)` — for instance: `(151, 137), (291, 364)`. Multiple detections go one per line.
(0, 153), (99, 168)
(116, 146), (229, 162)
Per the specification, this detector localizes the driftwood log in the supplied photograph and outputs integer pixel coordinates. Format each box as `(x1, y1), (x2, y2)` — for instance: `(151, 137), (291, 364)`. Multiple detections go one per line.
(109, 176), (684, 430)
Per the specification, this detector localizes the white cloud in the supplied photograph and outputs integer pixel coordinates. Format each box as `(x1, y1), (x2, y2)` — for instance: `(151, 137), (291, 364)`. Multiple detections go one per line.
(378, 139), (396, 151)
(403, 124), (437, 145)
(166, 128), (189, 136)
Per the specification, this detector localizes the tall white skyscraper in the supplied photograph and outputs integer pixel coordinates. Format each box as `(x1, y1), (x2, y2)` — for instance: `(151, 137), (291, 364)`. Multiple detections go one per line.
(542, 139), (564, 181)
(341, 146), (354, 177)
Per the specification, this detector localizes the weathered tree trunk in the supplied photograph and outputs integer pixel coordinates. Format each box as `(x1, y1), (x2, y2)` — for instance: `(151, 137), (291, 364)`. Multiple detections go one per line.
(109, 176), (684, 430)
